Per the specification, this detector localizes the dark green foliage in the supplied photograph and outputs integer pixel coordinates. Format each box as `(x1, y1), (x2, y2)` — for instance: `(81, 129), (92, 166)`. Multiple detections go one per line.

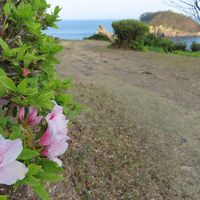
(171, 42), (187, 51)
(191, 42), (200, 52)
(129, 40), (146, 51)
(84, 34), (111, 42)
(144, 33), (173, 52)
(144, 33), (186, 52)
(153, 38), (174, 52)
(112, 19), (149, 49)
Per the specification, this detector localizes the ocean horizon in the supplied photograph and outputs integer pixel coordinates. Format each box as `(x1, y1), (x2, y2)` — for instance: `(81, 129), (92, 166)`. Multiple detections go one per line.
(44, 20), (200, 48)
(43, 19), (115, 40)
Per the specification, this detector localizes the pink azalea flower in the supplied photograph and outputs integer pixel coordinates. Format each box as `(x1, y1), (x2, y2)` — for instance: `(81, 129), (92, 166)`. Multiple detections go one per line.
(18, 107), (25, 123)
(41, 140), (68, 166)
(39, 104), (69, 166)
(18, 107), (43, 127)
(39, 104), (69, 146)
(22, 68), (30, 77)
(0, 135), (28, 185)
(27, 107), (43, 126)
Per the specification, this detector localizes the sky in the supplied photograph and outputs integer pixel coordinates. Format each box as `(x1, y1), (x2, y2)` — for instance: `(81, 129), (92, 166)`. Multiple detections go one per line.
(46, 0), (181, 20)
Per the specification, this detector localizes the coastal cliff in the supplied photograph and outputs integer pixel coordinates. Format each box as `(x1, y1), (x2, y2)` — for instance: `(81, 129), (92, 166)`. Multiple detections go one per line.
(140, 11), (200, 37)
(149, 25), (200, 37)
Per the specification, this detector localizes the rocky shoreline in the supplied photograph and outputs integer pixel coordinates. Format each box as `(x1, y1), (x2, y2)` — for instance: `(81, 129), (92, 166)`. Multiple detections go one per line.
(149, 25), (200, 38)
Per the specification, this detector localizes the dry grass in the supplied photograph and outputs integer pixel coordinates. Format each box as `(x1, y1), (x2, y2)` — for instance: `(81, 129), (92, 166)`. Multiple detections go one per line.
(3, 40), (200, 200)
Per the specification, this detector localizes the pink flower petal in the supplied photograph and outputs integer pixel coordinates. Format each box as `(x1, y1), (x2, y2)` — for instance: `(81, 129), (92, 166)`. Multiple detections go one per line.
(18, 107), (25, 123)
(46, 105), (63, 121)
(39, 128), (52, 146)
(41, 140), (68, 167)
(28, 116), (43, 127)
(0, 161), (28, 185)
(47, 140), (68, 158)
(39, 104), (70, 167)
(41, 149), (49, 157)
(27, 107), (37, 122)
(0, 138), (23, 168)
(22, 68), (30, 77)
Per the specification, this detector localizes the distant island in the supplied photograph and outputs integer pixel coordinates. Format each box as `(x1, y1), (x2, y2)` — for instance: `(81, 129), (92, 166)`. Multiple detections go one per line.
(140, 10), (200, 37)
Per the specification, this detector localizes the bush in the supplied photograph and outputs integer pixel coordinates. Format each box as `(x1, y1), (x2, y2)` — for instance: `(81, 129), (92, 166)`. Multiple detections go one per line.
(129, 40), (146, 51)
(144, 33), (157, 47)
(191, 42), (200, 52)
(84, 33), (111, 42)
(155, 38), (174, 52)
(112, 19), (149, 48)
(0, 1), (80, 199)
(144, 33), (186, 52)
(145, 33), (174, 52)
(171, 42), (187, 51)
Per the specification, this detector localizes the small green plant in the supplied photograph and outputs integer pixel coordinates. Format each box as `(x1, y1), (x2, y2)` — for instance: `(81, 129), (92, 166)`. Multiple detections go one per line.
(0, 0), (80, 199)
(191, 42), (200, 52)
(112, 19), (149, 49)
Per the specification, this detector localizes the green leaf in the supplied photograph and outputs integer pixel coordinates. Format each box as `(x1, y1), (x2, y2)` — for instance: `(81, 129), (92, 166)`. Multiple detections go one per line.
(9, 125), (26, 140)
(0, 117), (8, 129)
(26, 21), (41, 35)
(28, 164), (42, 175)
(54, 6), (61, 17)
(32, 91), (54, 109)
(37, 172), (63, 182)
(0, 68), (7, 76)
(40, 160), (64, 173)
(17, 79), (38, 96)
(0, 126), (6, 138)
(3, 2), (11, 15)
(18, 148), (40, 160)
(0, 195), (8, 200)
(32, 184), (50, 200)
(0, 76), (16, 92)
(0, 75), (16, 97)
(0, 37), (10, 58)
(24, 175), (40, 187)
(56, 93), (73, 106)
(15, 3), (33, 19)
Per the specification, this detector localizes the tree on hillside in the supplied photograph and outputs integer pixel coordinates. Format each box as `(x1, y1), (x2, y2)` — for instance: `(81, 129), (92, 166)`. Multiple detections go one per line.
(167, 0), (200, 22)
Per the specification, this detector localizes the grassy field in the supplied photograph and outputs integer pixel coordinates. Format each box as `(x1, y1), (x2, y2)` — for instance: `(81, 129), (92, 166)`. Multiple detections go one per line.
(6, 40), (200, 199)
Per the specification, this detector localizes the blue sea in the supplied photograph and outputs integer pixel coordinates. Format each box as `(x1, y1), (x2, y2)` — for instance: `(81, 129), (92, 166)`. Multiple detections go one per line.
(44, 20), (200, 48)
(43, 20), (114, 40)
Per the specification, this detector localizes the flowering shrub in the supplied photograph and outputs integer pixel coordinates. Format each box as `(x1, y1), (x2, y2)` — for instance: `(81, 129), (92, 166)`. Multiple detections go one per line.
(0, 0), (80, 199)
